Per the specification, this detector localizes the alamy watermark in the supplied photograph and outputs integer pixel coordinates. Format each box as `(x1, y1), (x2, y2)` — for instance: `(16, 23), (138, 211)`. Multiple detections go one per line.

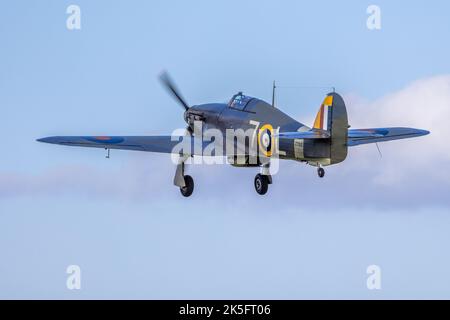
(66, 5), (81, 30)
(169, 120), (280, 175)
(66, 265), (81, 290)
(366, 265), (382, 290)
(367, 5), (381, 30)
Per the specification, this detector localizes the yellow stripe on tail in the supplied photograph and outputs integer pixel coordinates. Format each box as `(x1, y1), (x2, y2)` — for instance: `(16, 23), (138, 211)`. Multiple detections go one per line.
(313, 95), (334, 130)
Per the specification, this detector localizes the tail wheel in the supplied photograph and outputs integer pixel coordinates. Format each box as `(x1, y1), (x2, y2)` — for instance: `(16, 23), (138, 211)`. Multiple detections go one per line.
(180, 175), (194, 197)
(318, 167), (325, 178)
(254, 174), (269, 195)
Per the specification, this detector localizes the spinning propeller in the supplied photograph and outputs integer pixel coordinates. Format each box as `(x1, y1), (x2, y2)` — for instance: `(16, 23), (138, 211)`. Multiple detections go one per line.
(159, 71), (194, 135)
(159, 71), (190, 111)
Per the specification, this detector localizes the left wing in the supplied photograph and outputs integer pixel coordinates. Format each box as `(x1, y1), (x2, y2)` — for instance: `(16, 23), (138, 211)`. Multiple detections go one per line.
(37, 135), (207, 155)
(348, 127), (429, 146)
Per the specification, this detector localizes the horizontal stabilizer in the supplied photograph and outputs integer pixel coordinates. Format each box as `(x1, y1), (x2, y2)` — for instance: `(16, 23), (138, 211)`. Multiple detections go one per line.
(275, 130), (330, 140)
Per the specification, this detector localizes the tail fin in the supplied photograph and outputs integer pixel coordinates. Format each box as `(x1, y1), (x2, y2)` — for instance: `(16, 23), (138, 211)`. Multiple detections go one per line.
(313, 95), (334, 131)
(313, 93), (349, 164)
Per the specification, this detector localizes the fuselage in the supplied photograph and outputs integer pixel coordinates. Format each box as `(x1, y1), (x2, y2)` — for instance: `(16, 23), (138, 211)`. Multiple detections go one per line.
(184, 93), (332, 165)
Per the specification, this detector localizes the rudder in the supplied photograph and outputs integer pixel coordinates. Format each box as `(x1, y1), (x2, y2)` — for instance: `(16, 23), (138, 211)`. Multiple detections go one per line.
(312, 93), (348, 164)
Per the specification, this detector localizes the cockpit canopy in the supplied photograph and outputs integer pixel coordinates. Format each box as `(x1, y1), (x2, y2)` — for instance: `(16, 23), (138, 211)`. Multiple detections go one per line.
(228, 92), (255, 110)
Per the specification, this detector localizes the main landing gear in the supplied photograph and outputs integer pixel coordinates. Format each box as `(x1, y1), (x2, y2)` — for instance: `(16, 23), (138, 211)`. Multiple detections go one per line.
(174, 156), (195, 197)
(254, 162), (273, 195)
(254, 174), (270, 195)
(180, 175), (194, 197)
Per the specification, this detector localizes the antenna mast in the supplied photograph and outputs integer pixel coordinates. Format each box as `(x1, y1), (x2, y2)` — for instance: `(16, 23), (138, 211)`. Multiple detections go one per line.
(272, 80), (276, 108)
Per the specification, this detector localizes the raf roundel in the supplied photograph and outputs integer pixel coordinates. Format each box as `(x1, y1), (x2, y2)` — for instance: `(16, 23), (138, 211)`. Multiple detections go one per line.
(258, 124), (274, 157)
(85, 136), (125, 144)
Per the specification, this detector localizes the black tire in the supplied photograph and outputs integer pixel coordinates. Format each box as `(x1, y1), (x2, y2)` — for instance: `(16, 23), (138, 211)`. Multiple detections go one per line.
(318, 167), (325, 178)
(254, 174), (269, 195)
(180, 175), (194, 197)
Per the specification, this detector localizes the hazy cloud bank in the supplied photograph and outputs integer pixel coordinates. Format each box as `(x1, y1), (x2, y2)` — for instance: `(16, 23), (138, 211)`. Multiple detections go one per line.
(1, 76), (448, 209)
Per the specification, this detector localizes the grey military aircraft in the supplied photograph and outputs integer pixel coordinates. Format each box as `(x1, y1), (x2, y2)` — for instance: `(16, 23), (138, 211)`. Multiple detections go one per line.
(38, 73), (429, 197)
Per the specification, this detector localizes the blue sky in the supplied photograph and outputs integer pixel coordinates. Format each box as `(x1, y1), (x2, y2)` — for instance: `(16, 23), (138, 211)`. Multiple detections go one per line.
(1, 0), (450, 299)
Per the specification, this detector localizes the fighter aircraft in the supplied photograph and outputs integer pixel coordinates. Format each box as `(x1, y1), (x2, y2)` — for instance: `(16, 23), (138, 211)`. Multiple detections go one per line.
(37, 73), (429, 197)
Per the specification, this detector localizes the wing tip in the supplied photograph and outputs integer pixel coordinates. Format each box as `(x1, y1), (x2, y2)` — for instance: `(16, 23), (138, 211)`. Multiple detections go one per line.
(37, 136), (65, 145)
(419, 129), (430, 136)
(36, 137), (52, 144)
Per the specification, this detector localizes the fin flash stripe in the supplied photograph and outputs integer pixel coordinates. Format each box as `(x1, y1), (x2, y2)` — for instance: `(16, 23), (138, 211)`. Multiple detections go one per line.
(313, 95), (334, 130)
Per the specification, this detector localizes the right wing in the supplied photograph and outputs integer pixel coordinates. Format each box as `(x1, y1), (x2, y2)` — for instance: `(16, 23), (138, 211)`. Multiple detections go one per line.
(37, 135), (207, 156)
(347, 127), (430, 146)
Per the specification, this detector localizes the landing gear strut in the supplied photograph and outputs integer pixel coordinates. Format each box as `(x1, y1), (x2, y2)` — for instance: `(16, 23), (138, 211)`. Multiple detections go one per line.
(254, 161), (272, 195)
(174, 155), (194, 197)
(317, 167), (325, 178)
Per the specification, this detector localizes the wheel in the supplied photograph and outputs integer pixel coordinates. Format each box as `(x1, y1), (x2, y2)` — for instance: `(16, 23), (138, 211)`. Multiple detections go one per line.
(318, 167), (325, 178)
(180, 175), (194, 197)
(254, 174), (269, 195)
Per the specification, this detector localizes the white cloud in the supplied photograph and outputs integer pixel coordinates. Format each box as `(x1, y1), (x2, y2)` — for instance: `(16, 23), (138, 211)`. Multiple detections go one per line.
(345, 75), (450, 186)
(0, 155), (176, 201)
